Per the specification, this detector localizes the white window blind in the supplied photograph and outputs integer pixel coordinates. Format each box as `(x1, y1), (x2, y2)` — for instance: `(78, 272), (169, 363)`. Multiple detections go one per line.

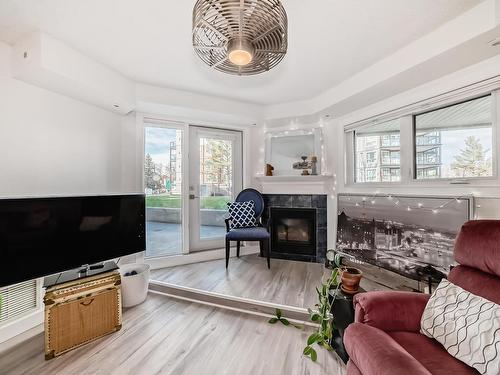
(0, 279), (38, 325)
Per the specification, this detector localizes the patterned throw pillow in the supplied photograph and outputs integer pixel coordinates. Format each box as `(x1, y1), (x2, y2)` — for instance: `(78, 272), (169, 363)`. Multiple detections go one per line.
(420, 279), (500, 375)
(227, 201), (256, 229)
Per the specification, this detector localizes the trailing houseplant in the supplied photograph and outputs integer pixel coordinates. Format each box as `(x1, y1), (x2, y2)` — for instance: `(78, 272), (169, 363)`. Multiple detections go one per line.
(268, 308), (303, 329)
(303, 253), (343, 362)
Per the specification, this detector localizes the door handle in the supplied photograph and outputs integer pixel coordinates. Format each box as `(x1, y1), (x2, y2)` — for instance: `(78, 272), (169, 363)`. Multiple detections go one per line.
(189, 194), (199, 200)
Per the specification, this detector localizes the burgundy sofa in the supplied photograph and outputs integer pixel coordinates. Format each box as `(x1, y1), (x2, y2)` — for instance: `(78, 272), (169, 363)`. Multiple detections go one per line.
(344, 220), (500, 375)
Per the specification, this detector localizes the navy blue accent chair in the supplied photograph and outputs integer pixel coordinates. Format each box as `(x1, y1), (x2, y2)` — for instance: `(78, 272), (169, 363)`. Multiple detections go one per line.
(225, 188), (270, 269)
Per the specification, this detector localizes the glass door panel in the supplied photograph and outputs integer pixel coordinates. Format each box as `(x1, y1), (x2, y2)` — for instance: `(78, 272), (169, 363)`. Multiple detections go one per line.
(144, 124), (184, 258)
(189, 127), (242, 251)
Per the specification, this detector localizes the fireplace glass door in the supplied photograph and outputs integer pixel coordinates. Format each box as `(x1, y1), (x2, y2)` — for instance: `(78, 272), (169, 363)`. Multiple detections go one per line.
(270, 208), (316, 256)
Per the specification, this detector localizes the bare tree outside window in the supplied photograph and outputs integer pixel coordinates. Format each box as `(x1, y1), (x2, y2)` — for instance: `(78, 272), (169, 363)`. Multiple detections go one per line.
(415, 95), (493, 180)
(451, 136), (492, 177)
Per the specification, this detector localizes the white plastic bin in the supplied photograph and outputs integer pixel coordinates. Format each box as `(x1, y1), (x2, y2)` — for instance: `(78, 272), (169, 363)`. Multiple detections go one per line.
(119, 263), (150, 308)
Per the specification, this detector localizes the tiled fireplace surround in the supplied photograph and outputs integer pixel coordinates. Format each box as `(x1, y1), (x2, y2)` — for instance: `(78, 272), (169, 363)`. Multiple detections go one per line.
(262, 194), (327, 263)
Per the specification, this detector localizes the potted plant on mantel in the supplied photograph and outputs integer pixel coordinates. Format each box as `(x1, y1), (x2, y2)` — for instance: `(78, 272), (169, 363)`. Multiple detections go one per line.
(303, 253), (362, 361)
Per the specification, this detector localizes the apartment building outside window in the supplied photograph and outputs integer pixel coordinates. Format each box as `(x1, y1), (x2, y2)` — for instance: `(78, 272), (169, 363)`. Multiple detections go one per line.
(354, 119), (401, 183)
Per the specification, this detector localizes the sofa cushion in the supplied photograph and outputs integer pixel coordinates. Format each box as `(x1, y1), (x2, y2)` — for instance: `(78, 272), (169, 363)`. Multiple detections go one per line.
(346, 361), (363, 375)
(448, 265), (500, 305)
(454, 220), (500, 277)
(344, 323), (431, 375)
(388, 331), (479, 375)
(420, 279), (500, 375)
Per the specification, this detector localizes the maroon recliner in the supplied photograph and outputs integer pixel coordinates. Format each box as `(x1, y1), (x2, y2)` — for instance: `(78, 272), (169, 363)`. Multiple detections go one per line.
(344, 220), (500, 375)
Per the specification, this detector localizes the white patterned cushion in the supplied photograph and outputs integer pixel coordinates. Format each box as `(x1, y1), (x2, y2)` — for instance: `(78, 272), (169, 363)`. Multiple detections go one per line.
(227, 201), (256, 229)
(420, 279), (500, 375)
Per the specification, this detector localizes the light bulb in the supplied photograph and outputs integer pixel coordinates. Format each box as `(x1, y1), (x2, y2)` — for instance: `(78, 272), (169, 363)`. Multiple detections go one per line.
(227, 38), (254, 66)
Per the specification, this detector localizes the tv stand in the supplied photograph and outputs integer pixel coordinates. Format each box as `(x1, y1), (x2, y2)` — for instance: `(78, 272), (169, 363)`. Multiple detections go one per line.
(44, 261), (118, 288)
(43, 265), (122, 359)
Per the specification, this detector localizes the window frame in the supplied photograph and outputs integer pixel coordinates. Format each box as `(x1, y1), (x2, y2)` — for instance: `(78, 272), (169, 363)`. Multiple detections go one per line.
(345, 89), (499, 187)
(412, 94), (497, 183)
(350, 118), (405, 185)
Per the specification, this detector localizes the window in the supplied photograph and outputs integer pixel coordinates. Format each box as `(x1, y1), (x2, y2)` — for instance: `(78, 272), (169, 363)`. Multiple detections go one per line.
(347, 84), (499, 185)
(144, 125), (183, 258)
(366, 169), (377, 181)
(354, 119), (401, 183)
(414, 95), (493, 179)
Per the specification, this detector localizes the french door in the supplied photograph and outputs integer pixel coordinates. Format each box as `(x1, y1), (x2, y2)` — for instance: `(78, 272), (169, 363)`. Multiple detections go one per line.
(188, 126), (243, 251)
(144, 120), (185, 258)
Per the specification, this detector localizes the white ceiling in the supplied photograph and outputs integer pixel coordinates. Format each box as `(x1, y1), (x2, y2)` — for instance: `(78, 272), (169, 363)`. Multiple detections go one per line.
(0, 0), (482, 105)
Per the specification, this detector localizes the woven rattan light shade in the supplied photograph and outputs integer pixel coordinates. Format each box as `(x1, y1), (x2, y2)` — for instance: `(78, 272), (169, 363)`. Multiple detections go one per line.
(192, 0), (288, 75)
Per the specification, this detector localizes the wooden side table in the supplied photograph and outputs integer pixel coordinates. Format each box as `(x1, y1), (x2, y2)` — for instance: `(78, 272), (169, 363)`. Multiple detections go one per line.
(329, 287), (365, 364)
(44, 270), (122, 360)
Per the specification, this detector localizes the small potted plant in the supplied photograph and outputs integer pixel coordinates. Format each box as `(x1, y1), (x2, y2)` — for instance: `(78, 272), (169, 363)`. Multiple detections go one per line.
(340, 266), (363, 294)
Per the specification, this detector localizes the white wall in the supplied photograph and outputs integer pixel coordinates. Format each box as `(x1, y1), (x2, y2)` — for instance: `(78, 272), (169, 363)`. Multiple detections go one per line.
(0, 70), (139, 197)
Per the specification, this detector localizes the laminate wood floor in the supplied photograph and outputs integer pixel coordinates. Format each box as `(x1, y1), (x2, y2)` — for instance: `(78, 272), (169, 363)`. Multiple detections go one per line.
(151, 254), (331, 310)
(0, 293), (346, 375)
(151, 254), (396, 311)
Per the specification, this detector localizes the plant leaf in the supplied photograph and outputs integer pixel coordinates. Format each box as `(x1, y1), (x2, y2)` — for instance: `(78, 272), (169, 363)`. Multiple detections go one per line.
(303, 346), (312, 355)
(276, 308), (282, 319)
(292, 323), (304, 330)
(310, 348), (318, 362)
(280, 318), (290, 326)
(310, 313), (320, 322)
(268, 317), (278, 324)
(307, 333), (320, 345)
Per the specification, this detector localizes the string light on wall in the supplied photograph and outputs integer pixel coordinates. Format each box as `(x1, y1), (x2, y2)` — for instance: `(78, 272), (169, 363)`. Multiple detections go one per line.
(345, 193), (470, 214)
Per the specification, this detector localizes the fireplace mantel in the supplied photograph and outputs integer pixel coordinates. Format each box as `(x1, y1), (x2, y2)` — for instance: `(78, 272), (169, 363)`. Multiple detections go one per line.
(255, 174), (333, 194)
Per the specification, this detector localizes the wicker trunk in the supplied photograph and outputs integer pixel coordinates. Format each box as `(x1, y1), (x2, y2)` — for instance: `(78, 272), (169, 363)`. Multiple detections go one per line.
(44, 271), (122, 360)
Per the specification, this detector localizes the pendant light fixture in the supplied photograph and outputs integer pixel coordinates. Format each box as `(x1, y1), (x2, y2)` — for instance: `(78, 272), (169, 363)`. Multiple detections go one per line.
(192, 0), (288, 76)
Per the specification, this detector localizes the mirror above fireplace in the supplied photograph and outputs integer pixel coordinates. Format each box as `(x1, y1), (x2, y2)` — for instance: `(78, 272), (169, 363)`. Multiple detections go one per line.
(265, 128), (323, 176)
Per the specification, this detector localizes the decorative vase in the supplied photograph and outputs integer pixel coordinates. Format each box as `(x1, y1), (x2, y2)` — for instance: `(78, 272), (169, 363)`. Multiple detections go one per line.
(310, 156), (318, 175)
(340, 267), (363, 294)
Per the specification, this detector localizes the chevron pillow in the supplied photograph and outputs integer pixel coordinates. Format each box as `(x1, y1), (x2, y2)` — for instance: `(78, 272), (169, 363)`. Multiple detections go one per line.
(420, 279), (500, 375)
(227, 201), (256, 229)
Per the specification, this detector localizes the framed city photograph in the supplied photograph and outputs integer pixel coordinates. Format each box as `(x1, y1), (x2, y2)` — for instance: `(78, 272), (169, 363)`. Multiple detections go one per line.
(336, 194), (472, 280)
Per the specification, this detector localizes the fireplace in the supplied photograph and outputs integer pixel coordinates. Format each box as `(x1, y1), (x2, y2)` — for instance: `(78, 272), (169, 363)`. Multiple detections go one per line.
(262, 194), (327, 263)
(271, 208), (316, 257)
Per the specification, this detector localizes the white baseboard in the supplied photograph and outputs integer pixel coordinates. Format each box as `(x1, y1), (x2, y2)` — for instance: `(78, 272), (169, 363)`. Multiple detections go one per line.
(145, 245), (260, 270)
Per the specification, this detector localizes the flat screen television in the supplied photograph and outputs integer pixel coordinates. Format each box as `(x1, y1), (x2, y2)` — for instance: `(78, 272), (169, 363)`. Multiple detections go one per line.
(0, 194), (145, 287)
